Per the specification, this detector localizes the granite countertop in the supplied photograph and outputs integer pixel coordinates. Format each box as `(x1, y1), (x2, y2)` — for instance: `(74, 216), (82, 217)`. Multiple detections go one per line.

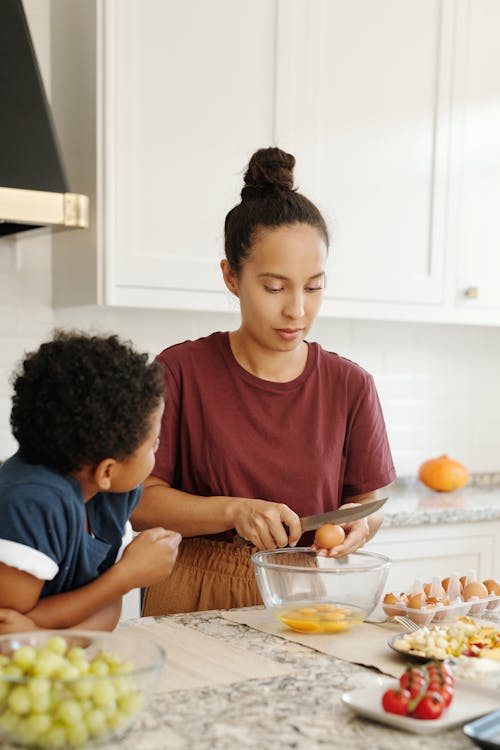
(100, 609), (480, 750)
(383, 474), (500, 527)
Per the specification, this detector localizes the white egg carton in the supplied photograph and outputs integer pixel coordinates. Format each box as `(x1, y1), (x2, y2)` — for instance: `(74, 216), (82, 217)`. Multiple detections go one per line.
(382, 570), (500, 626)
(383, 595), (500, 627)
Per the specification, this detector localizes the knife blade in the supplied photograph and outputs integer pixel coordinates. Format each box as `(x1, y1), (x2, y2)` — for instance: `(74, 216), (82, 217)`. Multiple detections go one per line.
(299, 496), (388, 532)
(232, 497), (388, 546)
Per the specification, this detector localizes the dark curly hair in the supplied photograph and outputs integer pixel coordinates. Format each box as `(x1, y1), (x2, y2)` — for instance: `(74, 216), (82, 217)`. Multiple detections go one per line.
(10, 331), (164, 473)
(224, 146), (329, 274)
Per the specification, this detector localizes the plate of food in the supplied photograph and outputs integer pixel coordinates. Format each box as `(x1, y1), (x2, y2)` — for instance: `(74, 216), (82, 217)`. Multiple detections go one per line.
(342, 674), (500, 735)
(388, 618), (500, 662)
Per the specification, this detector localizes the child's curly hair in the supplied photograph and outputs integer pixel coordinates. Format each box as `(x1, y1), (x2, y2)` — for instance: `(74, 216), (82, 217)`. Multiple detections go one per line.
(10, 331), (165, 473)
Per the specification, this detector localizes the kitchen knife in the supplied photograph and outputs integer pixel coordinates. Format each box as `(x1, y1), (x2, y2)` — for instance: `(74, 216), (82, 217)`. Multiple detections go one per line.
(299, 496), (388, 532)
(233, 497), (388, 546)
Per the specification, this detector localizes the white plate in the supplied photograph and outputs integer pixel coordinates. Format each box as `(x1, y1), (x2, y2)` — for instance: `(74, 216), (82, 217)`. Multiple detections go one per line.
(341, 675), (500, 735)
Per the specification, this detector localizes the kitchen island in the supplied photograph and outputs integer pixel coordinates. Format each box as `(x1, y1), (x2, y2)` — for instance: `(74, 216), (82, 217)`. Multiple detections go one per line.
(105, 607), (480, 750)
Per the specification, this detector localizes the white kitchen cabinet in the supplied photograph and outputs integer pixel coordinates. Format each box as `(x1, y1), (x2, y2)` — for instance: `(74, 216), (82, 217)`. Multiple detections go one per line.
(50, 0), (500, 326)
(450, 0), (500, 316)
(275, 0), (452, 309)
(51, 0), (278, 309)
(366, 520), (500, 596)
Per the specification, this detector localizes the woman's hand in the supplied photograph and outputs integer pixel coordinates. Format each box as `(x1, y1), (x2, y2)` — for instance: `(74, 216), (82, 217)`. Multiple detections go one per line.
(118, 527), (182, 588)
(231, 498), (302, 550)
(0, 608), (38, 634)
(313, 500), (379, 557)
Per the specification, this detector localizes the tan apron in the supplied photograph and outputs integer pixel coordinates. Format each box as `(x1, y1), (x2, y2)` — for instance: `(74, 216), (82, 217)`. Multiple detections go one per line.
(141, 537), (263, 616)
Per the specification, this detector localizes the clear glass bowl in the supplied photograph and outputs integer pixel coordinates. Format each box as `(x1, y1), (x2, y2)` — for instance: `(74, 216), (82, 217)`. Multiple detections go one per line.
(0, 629), (164, 749)
(252, 548), (391, 633)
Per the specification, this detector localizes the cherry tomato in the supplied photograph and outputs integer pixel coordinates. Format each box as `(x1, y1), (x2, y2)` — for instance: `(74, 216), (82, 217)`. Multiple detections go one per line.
(434, 684), (454, 708)
(382, 688), (411, 716)
(399, 673), (426, 699)
(412, 692), (445, 720)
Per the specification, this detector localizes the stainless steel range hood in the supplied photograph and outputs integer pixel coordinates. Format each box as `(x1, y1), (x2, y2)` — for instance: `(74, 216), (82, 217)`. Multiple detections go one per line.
(0, 0), (88, 236)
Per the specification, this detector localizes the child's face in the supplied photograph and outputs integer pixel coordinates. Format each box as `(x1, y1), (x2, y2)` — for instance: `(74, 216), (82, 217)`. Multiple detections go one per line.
(110, 400), (164, 492)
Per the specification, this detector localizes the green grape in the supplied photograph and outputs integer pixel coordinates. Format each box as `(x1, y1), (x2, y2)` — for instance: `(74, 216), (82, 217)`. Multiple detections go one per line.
(67, 647), (86, 664)
(90, 679), (116, 707)
(84, 707), (107, 737)
(113, 675), (135, 697)
(89, 659), (109, 676)
(46, 637), (68, 656)
(118, 691), (143, 715)
(55, 663), (80, 681)
(66, 721), (89, 747)
(7, 685), (32, 715)
(31, 691), (52, 714)
(25, 712), (52, 736)
(27, 676), (51, 699)
(12, 645), (37, 671)
(71, 678), (93, 700)
(56, 698), (84, 726)
(32, 652), (64, 678)
(41, 722), (68, 748)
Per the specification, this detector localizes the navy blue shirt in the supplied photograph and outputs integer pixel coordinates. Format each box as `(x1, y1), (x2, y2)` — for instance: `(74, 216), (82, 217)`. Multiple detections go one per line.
(0, 452), (141, 597)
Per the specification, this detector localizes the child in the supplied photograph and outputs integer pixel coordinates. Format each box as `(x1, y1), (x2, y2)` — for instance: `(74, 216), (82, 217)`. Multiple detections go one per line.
(0, 331), (181, 633)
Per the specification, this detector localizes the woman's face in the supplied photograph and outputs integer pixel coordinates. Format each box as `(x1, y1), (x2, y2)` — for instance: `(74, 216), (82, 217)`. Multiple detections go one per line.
(222, 223), (327, 353)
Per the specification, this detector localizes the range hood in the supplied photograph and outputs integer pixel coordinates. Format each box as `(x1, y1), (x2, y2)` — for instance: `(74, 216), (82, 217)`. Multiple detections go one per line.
(0, 0), (88, 236)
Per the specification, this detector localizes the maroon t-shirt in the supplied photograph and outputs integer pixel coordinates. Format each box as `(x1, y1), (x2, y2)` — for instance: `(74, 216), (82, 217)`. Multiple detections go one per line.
(153, 332), (396, 543)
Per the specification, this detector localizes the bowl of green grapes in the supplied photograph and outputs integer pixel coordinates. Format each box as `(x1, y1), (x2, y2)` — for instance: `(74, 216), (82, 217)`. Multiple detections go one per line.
(0, 630), (165, 749)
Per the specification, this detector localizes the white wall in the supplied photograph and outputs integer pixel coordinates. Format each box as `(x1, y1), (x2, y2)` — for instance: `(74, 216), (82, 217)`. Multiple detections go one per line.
(1, 1), (499, 478)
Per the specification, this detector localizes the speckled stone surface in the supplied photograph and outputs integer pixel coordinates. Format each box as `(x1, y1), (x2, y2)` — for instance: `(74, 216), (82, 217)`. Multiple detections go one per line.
(79, 609), (481, 750)
(382, 476), (500, 527)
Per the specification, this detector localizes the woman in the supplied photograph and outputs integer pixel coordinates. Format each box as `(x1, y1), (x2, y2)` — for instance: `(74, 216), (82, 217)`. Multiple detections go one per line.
(132, 147), (396, 615)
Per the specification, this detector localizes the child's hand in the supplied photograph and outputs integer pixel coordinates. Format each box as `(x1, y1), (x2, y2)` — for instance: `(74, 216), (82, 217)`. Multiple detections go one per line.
(0, 608), (38, 634)
(119, 528), (182, 588)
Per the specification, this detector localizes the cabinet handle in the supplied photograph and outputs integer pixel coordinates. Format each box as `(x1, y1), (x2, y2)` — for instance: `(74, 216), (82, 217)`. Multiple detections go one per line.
(463, 286), (478, 299)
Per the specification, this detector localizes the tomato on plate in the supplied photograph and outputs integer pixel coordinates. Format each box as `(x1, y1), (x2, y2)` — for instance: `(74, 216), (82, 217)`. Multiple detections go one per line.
(381, 688), (411, 716)
(412, 692), (446, 720)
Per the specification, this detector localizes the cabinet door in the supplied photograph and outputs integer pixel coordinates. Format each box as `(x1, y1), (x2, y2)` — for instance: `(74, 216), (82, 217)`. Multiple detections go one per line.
(452, 0), (500, 313)
(366, 521), (500, 597)
(104, 0), (278, 309)
(275, 0), (454, 308)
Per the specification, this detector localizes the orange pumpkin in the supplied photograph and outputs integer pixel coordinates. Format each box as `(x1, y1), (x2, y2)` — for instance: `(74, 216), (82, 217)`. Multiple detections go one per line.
(418, 454), (469, 492)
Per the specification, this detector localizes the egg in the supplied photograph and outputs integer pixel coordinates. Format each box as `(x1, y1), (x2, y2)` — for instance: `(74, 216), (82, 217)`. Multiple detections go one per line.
(314, 523), (345, 549)
(483, 579), (500, 596)
(382, 592), (402, 616)
(407, 593), (424, 609)
(463, 581), (489, 600)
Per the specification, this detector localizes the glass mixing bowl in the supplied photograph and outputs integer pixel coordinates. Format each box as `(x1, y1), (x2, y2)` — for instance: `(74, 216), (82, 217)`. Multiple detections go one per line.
(252, 548), (391, 633)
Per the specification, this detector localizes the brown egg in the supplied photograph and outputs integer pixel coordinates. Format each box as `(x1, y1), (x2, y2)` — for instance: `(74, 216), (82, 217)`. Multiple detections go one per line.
(463, 581), (489, 600)
(460, 575), (468, 590)
(382, 593), (401, 615)
(483, 579), (500, 596)
(407, 593), (424, 609)
(423, 582), (431, 597)
(314, 523), (345, 549)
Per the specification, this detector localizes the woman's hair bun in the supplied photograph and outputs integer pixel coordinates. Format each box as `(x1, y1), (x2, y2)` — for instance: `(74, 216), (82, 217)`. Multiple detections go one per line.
(241, 147), (295, 198)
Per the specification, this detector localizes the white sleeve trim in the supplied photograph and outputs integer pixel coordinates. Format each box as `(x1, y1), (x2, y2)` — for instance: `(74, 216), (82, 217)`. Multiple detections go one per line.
(0, 540), (59, 580)
(114, 521), (134, 563)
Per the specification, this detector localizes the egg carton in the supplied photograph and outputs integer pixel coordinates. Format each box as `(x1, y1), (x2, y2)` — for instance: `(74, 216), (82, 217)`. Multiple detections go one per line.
(383, 594), (500, 627)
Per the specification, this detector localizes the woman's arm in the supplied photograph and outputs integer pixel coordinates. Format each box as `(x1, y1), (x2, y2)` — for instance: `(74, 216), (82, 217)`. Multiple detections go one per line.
(131, 475), (303, 550)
